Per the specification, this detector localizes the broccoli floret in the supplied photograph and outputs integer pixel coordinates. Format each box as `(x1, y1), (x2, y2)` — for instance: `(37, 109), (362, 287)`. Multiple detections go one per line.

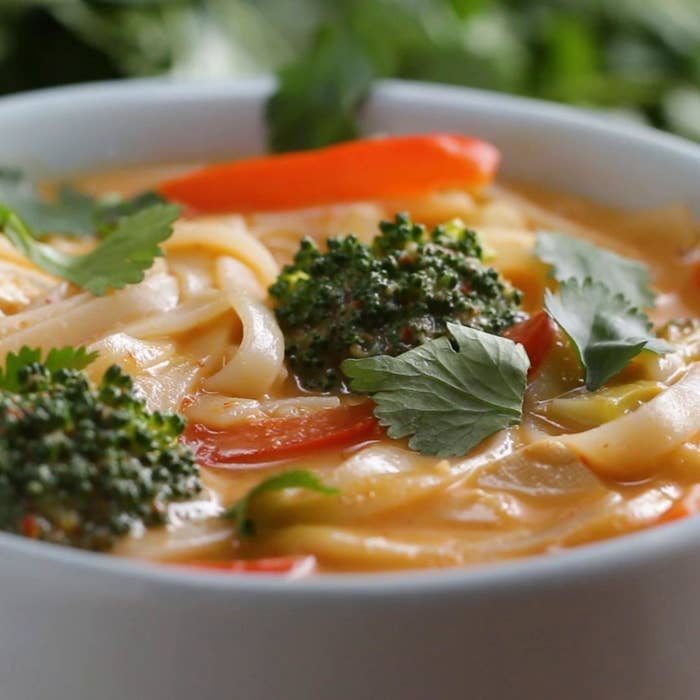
(270, 213), (526, 391)
(0, 360), (201, 551)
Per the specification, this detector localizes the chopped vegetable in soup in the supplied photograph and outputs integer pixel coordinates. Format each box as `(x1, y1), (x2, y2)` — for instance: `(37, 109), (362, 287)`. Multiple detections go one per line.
(0, 133), (698, 577)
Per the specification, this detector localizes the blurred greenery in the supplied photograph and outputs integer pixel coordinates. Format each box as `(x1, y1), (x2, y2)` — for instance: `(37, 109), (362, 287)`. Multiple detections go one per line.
(0, 0), (699, 149)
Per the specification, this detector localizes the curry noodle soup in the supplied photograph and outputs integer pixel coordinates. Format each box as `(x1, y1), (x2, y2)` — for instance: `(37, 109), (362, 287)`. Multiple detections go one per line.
(1, 134), (698, 575)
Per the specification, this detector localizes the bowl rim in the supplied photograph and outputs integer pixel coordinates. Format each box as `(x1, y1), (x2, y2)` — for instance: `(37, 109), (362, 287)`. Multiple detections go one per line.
(0, 76), (699, 597)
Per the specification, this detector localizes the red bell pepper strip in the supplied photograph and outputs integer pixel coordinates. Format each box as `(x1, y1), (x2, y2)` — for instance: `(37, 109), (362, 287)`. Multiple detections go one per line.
(158, 133), (500, 214)
(171, 556), (316, 577)
(657, 502), (690, 525)
(502, 310), (557, 375)
(184, 401), (381, 467)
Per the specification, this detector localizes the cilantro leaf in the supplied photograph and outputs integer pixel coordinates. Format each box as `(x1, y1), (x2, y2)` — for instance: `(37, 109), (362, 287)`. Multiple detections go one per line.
(536, 232), (669, 389)
(0, 345), (97, 392)
(43, 346), (99, 373)
(0, 169), (96, 238)
(95, 191), (168, 234)
(536, 232), (655, 309)
(545, 279), (671, 391)
(223, 470), (338, 537)
(0, 347), (43, 393)
(0, 168), (168, 239)
(342, 323), (529, 458)
(0, 203), (180, 296)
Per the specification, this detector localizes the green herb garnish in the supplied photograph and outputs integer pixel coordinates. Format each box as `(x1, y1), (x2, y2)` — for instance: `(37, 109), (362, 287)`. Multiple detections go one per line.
(267, 25), (374, 153)
(342, 323), (529, 458)
(0, 346), (97, 392)
(96, 191), (168, 233)
(536, 231), (654, 309)
(545, 280), (670, 391)
(223, 470), (338, 538)
(0, 168), (98, 238)
(536, 232), (670, 390)
(0, 168), (167, 239)
(0, 202), (180, 296)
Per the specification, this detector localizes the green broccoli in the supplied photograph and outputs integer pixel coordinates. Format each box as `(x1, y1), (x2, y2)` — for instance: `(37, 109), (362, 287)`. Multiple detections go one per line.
(0, 348), (201, 551)
(270, 213), (526, 391)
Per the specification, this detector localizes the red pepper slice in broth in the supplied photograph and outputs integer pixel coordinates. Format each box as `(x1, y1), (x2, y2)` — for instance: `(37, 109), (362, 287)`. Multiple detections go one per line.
(171, 556), (316, 577)
(502, 310), (557, 375)
(185, 401), (381, 466)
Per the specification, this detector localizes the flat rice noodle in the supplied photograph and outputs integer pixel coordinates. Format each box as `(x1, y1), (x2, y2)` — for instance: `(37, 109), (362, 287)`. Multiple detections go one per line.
(561, 365), (700, 480)
(203, 257), (284, 397)
(0, 261), (57, 313)
(184, 393), (340, 429)
(0, 288), (88, 340)
(175, 317), (239, 390)
(247, 525), (469, 570)
(248, 469), (451, 528)
(167, 251), (216, 299)
(167, 218), (279, 287)
(88, 332), (201, 411)
(475, 440), (607, 500)
(114, 499), (232, 562)
(0, 272), (179, 356)
(249, 202), (386, 249)
(136, 359), (203, 413)
(122, 291), (231, 339)
(250, 486), (633, 570)
(88, 332), (177, 377)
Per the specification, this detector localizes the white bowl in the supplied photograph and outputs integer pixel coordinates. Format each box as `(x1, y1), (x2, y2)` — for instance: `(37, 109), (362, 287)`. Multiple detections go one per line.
(0, 79), (699, 700)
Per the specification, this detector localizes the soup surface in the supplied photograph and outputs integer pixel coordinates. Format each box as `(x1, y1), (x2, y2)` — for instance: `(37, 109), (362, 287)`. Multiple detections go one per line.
(1, 134), (699, 575)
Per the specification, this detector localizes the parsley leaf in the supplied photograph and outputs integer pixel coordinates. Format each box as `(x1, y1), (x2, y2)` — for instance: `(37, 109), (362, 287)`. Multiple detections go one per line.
(342, 323), (529, 458)
(545, 279), (671, 391)
(0, 203), (180, 296)
(223, 470), (338, 537)
(0, 346), (97, 392)
(536, 232), (654, 309)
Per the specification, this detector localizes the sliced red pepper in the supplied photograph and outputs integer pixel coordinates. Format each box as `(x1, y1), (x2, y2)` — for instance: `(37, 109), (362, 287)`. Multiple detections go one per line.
(184, 401), (381, 466)
(657, 502), (691, 525)
(171, 556), (316, 577)
(158, 133), (500, 214)
(502, 310), (557, 375)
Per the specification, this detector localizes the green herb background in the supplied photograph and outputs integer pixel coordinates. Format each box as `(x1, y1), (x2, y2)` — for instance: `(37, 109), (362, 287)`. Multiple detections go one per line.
(1, 0), (699, 147)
